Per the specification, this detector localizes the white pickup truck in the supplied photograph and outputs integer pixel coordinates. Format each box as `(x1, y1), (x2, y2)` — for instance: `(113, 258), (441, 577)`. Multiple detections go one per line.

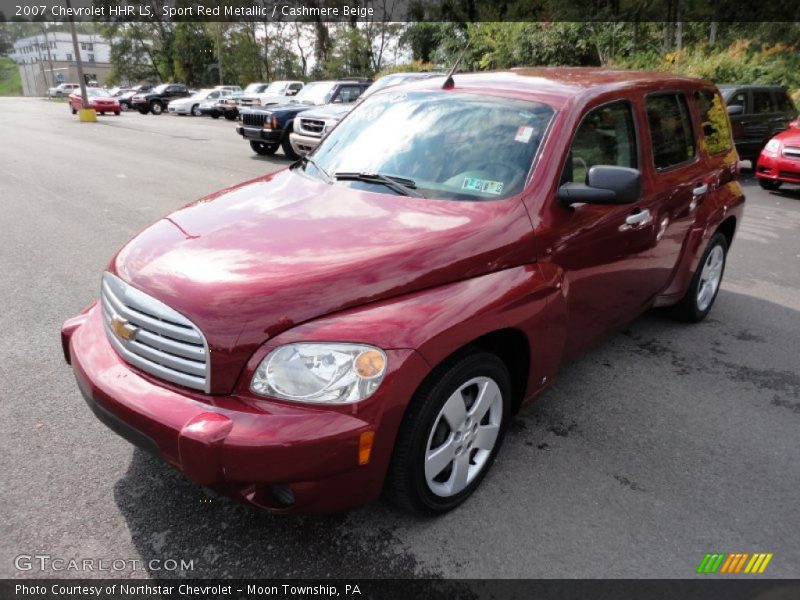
(239, 80), (305, 108)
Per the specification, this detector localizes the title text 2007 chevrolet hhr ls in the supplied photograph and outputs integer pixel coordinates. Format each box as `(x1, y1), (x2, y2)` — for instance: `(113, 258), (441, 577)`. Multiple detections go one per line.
(62, 69), (744, 515)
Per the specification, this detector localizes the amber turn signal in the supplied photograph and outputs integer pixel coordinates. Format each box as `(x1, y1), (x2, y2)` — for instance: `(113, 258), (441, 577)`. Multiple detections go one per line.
(355, 350), (386, 379)
(358, 431), (375, 465)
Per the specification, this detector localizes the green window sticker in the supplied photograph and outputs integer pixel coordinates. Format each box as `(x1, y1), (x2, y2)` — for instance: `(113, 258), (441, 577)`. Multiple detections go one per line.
(462, 177), (504, 195)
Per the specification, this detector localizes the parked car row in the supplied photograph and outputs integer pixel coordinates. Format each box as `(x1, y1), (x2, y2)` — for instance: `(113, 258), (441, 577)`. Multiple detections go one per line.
(61, 75), (798, 193)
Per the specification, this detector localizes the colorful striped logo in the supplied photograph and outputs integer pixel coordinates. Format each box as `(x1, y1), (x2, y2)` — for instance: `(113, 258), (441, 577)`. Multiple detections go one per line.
(697, 553), (773, 574)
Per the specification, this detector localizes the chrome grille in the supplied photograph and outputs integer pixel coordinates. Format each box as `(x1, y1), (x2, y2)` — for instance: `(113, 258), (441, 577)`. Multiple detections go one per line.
(242, 112), (266, 128)
(783, 146), (800, 159)
(100, 272), (210, 392)
(297, 118), (325, 135)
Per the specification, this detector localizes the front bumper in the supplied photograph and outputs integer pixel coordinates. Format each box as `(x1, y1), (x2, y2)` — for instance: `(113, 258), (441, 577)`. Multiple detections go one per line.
(168, 105), (191, 115)
(289, 132), (322, 156)
(237, 125), (282, 144)
(756, 152), (800, 185)
(61, 304), (427, 513)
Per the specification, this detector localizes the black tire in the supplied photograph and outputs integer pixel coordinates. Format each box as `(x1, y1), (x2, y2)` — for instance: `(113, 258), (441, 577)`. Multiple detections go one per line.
(250, 141), (279, 155)
(70, 105), (77, 115)
(281, 128), (300, 160)
(99, 112), (105, 115)
(191, 104), (202, 117)
(210, 111), (221, 119)
(386, 351), (511, 515)
(224, 110), (237, 121)
(137, 108), (148, 115)
(114, 111), (120, 116)
(758, 178), (782, 191)
(671, 232), (729, 322)
(150, 101), (163, 115)
(119, 102), (129, 112)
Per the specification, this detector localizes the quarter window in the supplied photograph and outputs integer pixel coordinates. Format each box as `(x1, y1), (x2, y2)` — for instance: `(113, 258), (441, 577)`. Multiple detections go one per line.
(562, 101), (637, 184)
(695, 90), (732, 155)
(775, 91), (796, 114)
(646, 93), (696, 170)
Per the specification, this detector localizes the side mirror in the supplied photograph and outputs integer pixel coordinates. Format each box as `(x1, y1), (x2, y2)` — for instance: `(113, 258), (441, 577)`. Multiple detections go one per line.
(558, 165), (642, 206)
(286, 89), (297, 96)
(726, 105), (744, 116)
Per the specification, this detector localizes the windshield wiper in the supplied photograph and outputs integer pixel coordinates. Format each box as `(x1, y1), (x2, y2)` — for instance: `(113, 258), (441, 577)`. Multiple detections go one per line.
(334, 172), (425, 198)
(296, 155), (333, 184)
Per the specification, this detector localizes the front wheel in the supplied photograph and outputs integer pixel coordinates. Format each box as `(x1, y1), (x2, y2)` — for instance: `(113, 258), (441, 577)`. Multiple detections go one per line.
(119, 102), (129, 112)
(223, 111), (237, 121)
(758, 178), (782, 191)
(70, 105), (77, 115)
(150, 101), (163, 115)
(191, 104), (202, 117)
(281, 133), (300, 160)
(250, 141), (278, 155)
(672, 233), (728, 322)
(386, 352), (510, 515)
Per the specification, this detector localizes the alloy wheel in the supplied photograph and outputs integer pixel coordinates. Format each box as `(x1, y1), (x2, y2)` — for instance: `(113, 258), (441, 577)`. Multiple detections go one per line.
(424, 376), (503, 497)
(697, 245), (724, 312)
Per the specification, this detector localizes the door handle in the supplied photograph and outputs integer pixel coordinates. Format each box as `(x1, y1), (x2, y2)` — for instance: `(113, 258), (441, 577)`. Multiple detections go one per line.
(620, 209), (652, 231)
(693, 183), (709, 196)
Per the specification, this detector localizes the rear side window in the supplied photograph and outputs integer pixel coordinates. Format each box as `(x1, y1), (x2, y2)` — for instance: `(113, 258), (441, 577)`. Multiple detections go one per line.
(752, 91), (775, 114)
(695, 90), (732, 155)
(646, 93), (696, 170)
(775, 91), (797, 114)
(562, 101), (637, 184)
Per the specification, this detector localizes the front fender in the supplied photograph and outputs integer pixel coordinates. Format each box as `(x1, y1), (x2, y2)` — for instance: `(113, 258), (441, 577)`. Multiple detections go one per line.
(263, 263), (565, 403)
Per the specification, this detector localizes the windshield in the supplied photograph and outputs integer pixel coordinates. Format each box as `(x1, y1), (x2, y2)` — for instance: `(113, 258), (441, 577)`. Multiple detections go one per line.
(308, 90), (555, 200)
(244, 83), (266, 94)
(262, 82), (288, 95)
(152, 84), (168, 94)
(86, 88), (107, 97)
(294, 82), (335, 105)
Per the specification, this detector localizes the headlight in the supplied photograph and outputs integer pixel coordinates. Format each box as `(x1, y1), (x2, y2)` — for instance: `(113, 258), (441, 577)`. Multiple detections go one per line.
(763, 139), (782, 157)
(251, 343), (387, 403)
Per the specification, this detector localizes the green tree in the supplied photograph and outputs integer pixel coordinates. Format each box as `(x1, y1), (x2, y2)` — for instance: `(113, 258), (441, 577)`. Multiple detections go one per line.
(172, 23), (214, 86)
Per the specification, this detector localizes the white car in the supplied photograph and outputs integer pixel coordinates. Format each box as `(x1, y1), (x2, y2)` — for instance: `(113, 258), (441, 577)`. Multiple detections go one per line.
(239, 80), (304, 107)
(48, 83), (80, 97)
(168, 88), (229, 116)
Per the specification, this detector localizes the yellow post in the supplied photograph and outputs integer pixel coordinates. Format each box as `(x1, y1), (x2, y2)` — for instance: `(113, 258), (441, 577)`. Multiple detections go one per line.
(66, 0), (96, 122)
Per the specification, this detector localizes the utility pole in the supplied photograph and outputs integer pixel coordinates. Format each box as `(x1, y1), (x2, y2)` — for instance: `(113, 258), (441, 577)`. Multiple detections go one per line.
(40, 23), (56, 92)
(65, 0), (96, 120)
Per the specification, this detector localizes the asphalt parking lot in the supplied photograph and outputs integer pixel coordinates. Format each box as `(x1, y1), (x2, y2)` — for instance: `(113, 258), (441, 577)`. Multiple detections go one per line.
(1, 97), (798, 579)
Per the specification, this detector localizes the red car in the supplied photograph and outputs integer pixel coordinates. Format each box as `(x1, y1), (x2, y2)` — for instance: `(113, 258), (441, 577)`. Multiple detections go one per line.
(62, 69), (744, 515)
(69, 88), (121, 116)
(756, 127), (800, 190)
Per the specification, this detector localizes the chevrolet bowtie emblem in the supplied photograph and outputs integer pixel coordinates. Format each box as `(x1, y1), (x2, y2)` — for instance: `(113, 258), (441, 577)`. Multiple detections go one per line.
(110, 316), (138, 341)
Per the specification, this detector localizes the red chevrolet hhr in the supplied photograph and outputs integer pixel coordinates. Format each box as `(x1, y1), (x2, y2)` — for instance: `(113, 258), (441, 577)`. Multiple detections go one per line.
(62, 69), (744, 515)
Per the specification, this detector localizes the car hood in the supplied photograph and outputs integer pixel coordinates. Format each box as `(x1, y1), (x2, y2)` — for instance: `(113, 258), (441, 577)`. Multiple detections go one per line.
(773, 128), (800, 145)
(299, 104), (352, 120)
(252, 93), (290, 103)
(111, 169), (534, 393)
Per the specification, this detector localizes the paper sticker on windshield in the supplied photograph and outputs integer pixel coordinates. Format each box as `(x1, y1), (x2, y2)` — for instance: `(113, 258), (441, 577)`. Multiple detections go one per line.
(515, 125), (534, 143)
(462, 177), (504, 195)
